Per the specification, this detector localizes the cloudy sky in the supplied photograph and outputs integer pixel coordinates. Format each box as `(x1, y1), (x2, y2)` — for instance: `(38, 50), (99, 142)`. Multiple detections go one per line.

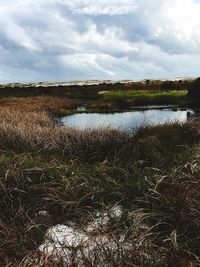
(1, 0), (200, 83)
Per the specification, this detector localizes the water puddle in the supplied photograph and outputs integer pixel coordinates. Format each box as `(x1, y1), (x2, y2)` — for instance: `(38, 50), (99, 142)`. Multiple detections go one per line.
(61, 107), (194, 132)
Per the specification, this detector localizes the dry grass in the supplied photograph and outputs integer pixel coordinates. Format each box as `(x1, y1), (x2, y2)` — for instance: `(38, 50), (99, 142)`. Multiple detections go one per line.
(0, 96), (78, 115)
(1, 157), (198, 266)
(0, 95), (199, 266)
(0, 99), (198, 164)
(143, 161), (200, 265)
(0, 107), (131, 161)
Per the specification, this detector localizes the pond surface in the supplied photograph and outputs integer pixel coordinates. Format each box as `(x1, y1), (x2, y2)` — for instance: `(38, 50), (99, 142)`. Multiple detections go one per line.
(61, 107), (194, 132)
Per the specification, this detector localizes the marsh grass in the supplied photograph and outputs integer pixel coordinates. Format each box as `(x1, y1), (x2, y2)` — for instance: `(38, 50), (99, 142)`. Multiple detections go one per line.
(1, 153), (199, 266)
(0, 95), (199, 266)
(0, 105), (198, 165)
(143, 161), (200, 265)
(1, 96), (78, 116)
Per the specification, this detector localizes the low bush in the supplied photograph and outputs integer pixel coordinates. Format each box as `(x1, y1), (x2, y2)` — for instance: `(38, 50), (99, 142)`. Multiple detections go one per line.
(188, 77), (200, 102)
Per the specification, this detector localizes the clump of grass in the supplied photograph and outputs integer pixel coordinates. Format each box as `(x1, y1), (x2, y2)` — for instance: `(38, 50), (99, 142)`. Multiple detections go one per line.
(135, 122), (199, 148)
(142, 159), (200, 265)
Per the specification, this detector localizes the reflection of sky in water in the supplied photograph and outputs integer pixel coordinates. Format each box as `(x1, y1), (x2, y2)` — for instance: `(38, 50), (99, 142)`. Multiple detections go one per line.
(61, 109), (193, 132)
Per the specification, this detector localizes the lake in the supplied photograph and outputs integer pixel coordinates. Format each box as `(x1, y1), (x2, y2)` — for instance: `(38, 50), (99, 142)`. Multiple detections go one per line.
(61, 107), (194, 132)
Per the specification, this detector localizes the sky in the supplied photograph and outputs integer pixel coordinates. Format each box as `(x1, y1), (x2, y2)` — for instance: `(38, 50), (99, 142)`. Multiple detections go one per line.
(0, 0), (200, 83)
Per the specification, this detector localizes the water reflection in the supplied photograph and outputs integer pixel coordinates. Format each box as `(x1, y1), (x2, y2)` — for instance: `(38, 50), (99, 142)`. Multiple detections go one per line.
(61, 108), (194, 132)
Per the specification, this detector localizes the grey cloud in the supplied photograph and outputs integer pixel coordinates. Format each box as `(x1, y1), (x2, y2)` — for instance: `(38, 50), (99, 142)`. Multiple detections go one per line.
(0, 0), (200, 83)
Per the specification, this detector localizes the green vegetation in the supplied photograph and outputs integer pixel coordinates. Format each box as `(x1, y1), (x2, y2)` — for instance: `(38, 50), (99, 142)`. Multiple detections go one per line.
(0, 80), (199, 266)
(97, 89), (188, 109)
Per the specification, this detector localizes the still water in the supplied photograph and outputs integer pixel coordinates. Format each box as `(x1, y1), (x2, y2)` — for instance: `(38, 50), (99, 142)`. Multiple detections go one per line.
(61, 107), (194, 132)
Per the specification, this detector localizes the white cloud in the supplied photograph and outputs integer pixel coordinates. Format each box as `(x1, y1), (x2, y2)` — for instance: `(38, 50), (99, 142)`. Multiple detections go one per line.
(73, 4), (137, 16)
(57, 0), (137, 15)
(0, 0), (200, 83)
(59, 53), (116, 77)
(137, 0), (200, 54)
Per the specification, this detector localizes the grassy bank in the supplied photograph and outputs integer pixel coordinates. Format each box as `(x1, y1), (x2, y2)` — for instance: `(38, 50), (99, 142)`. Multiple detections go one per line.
(87, 90), (188, 110)
(0, 95), (199, 266)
